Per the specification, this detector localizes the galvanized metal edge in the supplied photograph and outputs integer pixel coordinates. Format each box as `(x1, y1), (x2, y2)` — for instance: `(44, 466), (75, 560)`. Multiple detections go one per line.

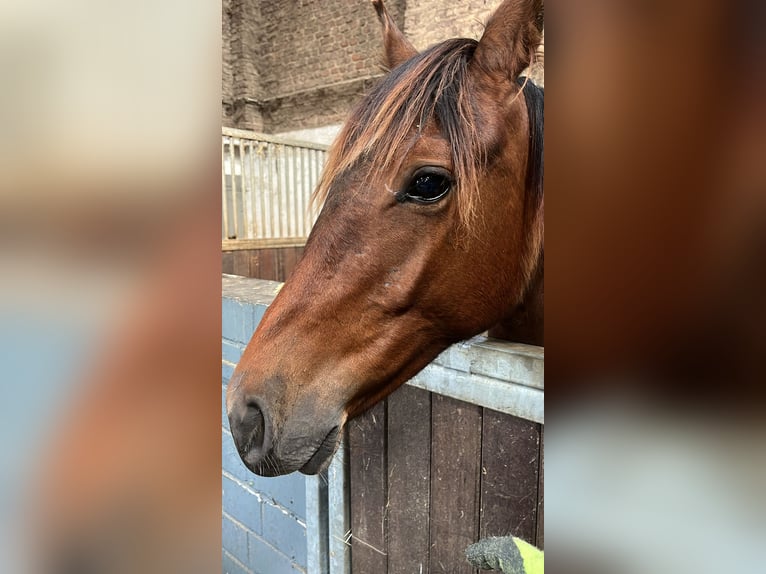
(223, 127), (330, 151)
(305, 475), (329, 574)
(327, 438), (351, 574)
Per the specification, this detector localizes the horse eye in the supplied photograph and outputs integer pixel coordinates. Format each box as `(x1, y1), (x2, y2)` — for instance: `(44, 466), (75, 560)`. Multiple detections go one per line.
(402, 170), (452, 204)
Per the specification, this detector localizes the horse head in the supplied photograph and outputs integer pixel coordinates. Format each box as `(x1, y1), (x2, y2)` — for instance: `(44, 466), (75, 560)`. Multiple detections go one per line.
(227, 0), (544, 476)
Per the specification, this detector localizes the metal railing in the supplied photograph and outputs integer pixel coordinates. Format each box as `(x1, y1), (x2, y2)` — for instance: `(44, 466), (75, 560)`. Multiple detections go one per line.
(222, 128), (329, 249)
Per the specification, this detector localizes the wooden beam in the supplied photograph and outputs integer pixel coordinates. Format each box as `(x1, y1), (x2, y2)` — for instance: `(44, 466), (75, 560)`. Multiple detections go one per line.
(222, 238), (307, 251)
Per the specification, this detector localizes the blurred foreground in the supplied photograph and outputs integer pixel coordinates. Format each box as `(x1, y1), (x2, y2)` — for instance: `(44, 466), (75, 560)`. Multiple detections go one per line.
(0, 1), (221, 572)
(545, 1), (766, 572)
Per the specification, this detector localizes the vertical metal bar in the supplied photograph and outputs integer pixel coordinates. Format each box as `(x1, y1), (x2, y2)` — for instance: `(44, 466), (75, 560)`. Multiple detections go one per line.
(305, 474), (330, 574)
(303, 149), (313, 233)
(231, 139), (240, 239)
(271, 144), (280, 238)
(221, 138), (228, 240)
(263, 143), (272, 237)
(240, 139), (251, 239)
(258, 141), (266, 239)
(272, 145), (279, 239)
(275, 145), (287, 241)
(293, 146), (302, 238)
(300, 147), (308, 237)
(281, 146), (289, 238)
(252, 140), (260, 239)
(249, 140), (257, 239)
(311, 149), (320, 228)
(283, 145), (291, 238)
(287, 146), (296, 238)
(328, 437), (351, 574)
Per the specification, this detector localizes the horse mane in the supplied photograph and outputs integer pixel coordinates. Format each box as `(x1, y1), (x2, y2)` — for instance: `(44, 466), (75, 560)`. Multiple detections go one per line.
(313, 38), (484, 227)
(313, 38), (544, 230)
(518, 77), (544, 205)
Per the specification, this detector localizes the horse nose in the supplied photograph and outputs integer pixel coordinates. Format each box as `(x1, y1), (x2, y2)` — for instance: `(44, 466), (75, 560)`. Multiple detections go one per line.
(228, 397), (272, 469)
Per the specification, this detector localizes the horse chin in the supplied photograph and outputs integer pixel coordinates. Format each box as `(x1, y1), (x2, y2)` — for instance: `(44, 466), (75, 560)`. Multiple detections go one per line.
(299, 425), (342, 475)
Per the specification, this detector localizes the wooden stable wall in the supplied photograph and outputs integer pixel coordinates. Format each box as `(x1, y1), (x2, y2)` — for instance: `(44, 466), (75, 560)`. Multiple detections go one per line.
(222, 245), (305, 282)
(348, 385), (544, 574)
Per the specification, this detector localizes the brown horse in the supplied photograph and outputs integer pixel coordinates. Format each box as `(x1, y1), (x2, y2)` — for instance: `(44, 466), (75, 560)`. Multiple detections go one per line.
(227, 0), (544, 477)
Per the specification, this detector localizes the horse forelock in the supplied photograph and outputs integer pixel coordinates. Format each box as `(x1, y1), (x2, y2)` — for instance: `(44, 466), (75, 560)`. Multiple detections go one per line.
(312, 38), (544, 249)
(312, 38), (487, 230)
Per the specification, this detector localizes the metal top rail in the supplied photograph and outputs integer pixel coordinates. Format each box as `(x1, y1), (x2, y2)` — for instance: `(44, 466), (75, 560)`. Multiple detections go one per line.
(222, 127), (330, 152)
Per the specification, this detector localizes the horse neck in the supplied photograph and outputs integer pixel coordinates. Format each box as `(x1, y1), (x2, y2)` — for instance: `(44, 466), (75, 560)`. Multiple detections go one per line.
(489, 249), (544, 346)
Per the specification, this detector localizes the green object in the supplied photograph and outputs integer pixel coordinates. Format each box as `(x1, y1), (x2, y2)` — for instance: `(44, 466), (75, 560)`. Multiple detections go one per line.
(465, 535), (544, 574)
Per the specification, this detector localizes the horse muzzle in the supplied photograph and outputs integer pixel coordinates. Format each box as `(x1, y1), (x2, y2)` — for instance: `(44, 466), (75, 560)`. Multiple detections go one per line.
(227, 385), (343, 477)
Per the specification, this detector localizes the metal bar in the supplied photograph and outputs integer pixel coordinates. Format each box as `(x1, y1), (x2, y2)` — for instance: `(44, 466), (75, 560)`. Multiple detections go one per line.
(308, 149), (316, 226)
(277, 145), (286, 238)
(258, 141), (266, 239)
(287, 146), (296, 237)
(301, 147), (309, 236)
(311, 149), (322, 225)
(293, 145), (302, 238)
(263, 143), (272, 237)
(221, 138), (228, 240)
(251, 140), (259, 239)
(406, 363), (544, 423)
(240, 139), (251, 239)
(328, 437), (351, 574)
(285, 147), (298, 241)
(306, 475), (330, 574)
(223, 127), (330, 151)
(231, 139), (240, 239)
(271, 145), (280, 238)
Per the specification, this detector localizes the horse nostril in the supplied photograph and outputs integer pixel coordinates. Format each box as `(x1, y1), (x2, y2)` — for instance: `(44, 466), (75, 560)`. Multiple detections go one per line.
(242, 401), (265, 451)
(229, 397), (273, 469)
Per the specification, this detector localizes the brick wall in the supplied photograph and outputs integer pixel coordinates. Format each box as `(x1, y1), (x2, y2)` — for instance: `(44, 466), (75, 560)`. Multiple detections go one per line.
(222, 279), (308, 574)
(223, 0), (543, 138)
(404, 0), (501, 50)
(403, 1), (544, 86)
(223, 0), (266, 131)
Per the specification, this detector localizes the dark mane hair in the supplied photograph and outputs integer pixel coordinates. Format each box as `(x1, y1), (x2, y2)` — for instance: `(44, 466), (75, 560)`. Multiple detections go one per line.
(313, 38), (544, 227)
(518, 77), (544, 203)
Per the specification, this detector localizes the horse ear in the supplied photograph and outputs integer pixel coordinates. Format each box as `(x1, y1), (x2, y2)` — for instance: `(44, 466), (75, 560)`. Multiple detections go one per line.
(472, 0), (544, 84)
(371, 0), (417, 70)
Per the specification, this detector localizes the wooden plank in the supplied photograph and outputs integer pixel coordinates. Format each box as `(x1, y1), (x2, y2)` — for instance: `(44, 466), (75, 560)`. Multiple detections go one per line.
(275, 249), (286, 282)
(479, 411), (540, 544)
(221, 247), (306, 280)
(222, 238), (307, 251)
(536, 425), (544, 549)
(386, 385), (431, 574)
(256, 248), (277, 281)
(348, 401), (388, 574)
(281, 247), (300, 281)
(430, 395), (482, 574)
(221, 251), (235, 275)
(231, 250), (251, 277)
